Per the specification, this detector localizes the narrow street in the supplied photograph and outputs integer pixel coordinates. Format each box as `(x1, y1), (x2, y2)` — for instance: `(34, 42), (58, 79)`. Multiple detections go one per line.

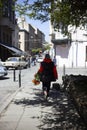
(0, 63), (86, 130)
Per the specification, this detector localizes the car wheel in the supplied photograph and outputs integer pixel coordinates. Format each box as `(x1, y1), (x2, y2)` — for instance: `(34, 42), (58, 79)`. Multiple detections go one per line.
(6, 67), (9, 70)
(24, 65), (27, 69)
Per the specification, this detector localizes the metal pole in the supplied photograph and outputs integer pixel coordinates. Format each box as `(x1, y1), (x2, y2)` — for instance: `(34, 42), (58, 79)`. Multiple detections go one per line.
(13, 69), (16, 81)
(19, 67), (21, 87)
(28, 57), (30, 68)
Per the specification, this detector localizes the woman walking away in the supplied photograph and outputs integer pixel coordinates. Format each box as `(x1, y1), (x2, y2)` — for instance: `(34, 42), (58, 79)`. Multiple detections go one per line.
(38, 54), (58, 99)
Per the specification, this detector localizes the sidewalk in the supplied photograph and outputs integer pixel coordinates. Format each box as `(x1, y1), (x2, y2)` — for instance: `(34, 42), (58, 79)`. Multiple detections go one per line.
(0, 66), (86, 130)
(0, 65), (87, 130)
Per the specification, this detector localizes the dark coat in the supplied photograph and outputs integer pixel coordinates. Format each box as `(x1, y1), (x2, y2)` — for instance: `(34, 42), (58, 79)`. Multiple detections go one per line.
(38, 58), (58, 82)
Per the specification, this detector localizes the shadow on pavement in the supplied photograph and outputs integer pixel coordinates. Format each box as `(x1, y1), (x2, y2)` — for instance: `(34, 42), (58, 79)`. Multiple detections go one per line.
(14, 88), (87, 130)
(0, 77), (9, 80)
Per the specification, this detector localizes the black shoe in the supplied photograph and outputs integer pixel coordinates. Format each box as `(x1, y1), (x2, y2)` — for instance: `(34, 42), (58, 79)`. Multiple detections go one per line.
(47, 93), (49, 97)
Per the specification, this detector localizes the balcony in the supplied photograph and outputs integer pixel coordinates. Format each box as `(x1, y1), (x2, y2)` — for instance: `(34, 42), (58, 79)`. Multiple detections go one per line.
(51, 38), (71, 45)
(0, 17), (15, 31)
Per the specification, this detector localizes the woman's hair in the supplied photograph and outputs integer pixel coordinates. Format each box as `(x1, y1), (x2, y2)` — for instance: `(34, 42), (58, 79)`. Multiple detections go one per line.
(45, 54), (50, 59)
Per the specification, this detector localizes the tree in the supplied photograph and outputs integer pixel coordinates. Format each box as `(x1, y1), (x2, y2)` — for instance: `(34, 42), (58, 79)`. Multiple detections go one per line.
(31, 48), (42, 55)
(15, 0), (87, 35)
(44, 44), (51, 51)
(1, 0), (87, 35)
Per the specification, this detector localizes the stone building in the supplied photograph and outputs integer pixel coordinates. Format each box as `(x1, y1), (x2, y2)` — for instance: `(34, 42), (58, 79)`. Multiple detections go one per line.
(18, 17), (45, 55)
(0, 0), (22, 61)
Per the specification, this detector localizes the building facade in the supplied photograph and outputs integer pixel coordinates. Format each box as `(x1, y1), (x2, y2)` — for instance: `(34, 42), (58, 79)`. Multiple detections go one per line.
(18, 17), (45, 55)
(0, 0), (20, 61)
(34, 28), (45, 49)
(50, 23), (87, 68)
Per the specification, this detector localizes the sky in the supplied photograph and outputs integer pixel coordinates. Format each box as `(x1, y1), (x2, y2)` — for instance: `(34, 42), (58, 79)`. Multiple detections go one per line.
(16, 0), (50, 42)
(26, 18), (50, 42)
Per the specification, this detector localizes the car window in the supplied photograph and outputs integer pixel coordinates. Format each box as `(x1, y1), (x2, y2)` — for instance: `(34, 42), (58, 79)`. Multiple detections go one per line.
(19, 58), (22, 61)
(6, 57), (26, 62)
(7, 57), (18, 61)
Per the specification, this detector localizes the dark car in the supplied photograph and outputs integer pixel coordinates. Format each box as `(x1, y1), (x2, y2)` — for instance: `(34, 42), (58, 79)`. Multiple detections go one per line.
(0, 61), (8, 77)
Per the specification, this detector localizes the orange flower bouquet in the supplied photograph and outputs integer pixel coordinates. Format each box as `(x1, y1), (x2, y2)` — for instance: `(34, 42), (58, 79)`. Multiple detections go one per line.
(32, 73), (40, 85)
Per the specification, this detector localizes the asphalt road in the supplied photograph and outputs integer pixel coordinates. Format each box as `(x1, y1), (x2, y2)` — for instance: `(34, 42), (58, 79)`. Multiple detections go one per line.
(0, 69), (18, 107)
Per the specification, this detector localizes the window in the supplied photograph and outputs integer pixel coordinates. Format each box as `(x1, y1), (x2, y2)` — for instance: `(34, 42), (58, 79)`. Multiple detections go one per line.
(19, 35), (20, 39)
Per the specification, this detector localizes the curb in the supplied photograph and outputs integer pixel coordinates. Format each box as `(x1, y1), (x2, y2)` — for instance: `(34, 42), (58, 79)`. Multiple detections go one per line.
(0, 87), (23, 115)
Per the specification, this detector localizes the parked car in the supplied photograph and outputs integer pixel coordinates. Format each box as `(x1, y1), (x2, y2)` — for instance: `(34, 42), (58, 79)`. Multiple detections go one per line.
(2, 57), (28, 69)
(0, 61), (8, 77)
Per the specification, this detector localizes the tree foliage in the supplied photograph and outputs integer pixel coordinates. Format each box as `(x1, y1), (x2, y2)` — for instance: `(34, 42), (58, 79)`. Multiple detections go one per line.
(31, 48), (42, 55)
(1, 0), (87, 35)
(15, 0), (87, 35)
(44, 44), (51, 51)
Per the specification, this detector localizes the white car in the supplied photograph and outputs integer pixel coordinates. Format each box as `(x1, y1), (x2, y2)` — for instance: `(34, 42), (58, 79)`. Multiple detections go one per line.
(2, 57), (28, 69)
(0, 61), (8, 77)
(37, 57), (43, 63)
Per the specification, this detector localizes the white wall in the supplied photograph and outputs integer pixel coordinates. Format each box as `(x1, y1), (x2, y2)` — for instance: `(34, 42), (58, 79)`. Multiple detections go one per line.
(52, 26), (87, 68)
(56, 44), (71, 67)
(18, 17), (29, 31)
(19, 31), (25, 51)
(70, 42), (85, 68)
(55, 42), (87, 68)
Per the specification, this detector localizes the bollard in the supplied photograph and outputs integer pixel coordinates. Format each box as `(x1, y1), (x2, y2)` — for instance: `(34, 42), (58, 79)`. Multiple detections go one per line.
(19, 67), (21, 87)
(28, 58), (30, 68)
(13, 69), (16, 81)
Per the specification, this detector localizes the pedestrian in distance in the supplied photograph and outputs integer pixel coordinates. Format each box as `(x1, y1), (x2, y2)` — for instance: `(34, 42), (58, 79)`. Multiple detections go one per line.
(53, 56), (57, 66)
(31, 55), (36, 66)
(37, 53), (58, 99)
